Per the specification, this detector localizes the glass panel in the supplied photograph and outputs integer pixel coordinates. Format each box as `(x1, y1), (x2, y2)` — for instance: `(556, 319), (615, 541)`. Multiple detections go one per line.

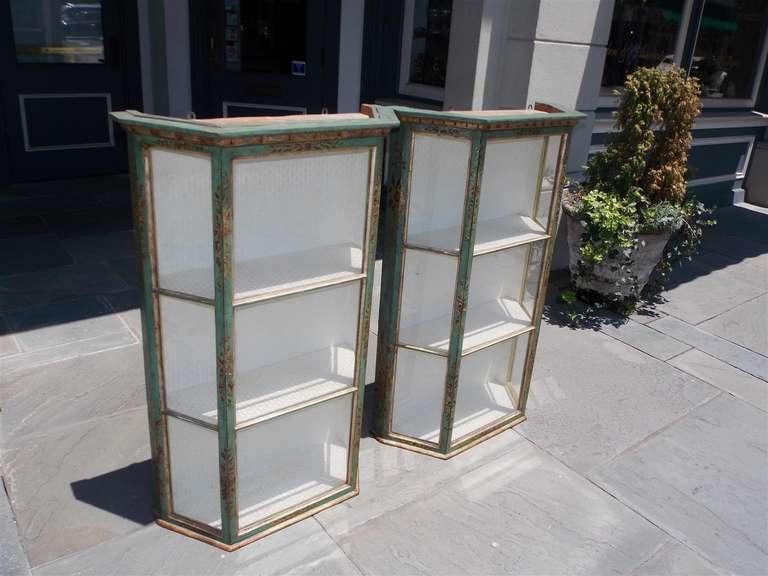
(406, 134), (470, 252)
(535, 135), (563, 229)
(691, 0), (768, 99)
(10, 0), (104, 64)
(452, 331), (529, 445)
(406, 0), (453, 87)
(167, 417), (222, 528)
(398, 249), (457, 353)
(160, 296), (217, 424)
(601, 0), (685, 93)
(223, 0), (306, 73)
(237, 394), (351, 529)
(509, 331), (530, 401)
(452, 335), (526, 443)
(232, 148), (370, 300)
(476, 137), (548, 253)
(392, 347), (446, 442)
(522, 241), (545, 317)
(464, 246), (533, 353)
(234, 282), (360, 425)
(151, 149), (214, 299)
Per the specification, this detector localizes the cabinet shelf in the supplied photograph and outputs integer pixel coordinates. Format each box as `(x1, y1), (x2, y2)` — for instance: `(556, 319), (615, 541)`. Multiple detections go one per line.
(406, 214), (547, 256)
(398, 297), (532, 355)
(451, 389), (520, 442)
(236, 394), (352, 529)
(234, 244), (364, 303)
(392, 403), (442, 444)
(158, 243), (364, 304)
(452, 338), (525, 441)
(166, 344), (357, 428)
(239, 474), (346, 530)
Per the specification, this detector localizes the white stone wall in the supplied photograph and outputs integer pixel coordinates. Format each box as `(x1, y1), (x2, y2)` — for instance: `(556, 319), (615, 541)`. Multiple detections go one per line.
(337, 0), (366, 113)
(443, 0), (615, 269)
(445, 0), (613, 177)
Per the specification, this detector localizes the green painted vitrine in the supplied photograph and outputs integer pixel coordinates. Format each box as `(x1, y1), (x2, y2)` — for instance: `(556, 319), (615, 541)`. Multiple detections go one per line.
(112, 111), (396, 549)
(372, 103), (584, 458)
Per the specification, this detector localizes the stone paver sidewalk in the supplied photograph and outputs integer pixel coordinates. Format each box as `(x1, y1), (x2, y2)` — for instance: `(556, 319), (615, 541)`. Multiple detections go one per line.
(1, 178), (766, 575)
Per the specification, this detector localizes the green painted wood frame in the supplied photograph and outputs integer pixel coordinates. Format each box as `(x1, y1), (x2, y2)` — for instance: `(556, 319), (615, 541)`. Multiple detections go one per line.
(115, 111), (394, 550)
(372, 102), (584, 459)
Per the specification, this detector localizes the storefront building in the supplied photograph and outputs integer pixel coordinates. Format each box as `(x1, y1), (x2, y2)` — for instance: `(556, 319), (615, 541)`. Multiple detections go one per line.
(1, 0), (766, 210)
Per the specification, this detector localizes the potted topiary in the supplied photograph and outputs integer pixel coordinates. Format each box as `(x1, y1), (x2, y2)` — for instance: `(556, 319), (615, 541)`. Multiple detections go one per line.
(564, 66), (714, 310)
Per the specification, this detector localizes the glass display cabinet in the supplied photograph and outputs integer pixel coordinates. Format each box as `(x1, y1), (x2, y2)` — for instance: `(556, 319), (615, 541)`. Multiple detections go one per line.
(372, 103), (583, 458)
(112, 110), (395, 549)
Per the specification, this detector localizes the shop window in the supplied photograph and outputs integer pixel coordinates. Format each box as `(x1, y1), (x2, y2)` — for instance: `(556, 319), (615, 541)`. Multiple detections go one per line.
(690, 0), (768, 100)
(601, 0), (687, 95)
(399, 0), (453, 101)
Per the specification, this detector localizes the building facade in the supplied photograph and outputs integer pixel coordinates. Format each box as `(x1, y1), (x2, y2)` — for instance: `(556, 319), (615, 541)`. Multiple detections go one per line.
(1, 0), (767, 210)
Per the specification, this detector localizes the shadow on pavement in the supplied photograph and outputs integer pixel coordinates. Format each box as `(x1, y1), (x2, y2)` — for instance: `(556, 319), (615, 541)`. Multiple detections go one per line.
(70, 460), (154, 526)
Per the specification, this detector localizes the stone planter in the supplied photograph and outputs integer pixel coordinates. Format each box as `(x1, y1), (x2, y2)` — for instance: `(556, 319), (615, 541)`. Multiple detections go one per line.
(565, 211), (671, 299)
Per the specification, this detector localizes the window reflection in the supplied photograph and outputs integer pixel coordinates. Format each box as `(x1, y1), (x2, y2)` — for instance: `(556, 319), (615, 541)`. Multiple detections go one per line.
(690, 0), (768, 99)
(10, 0), (104, 64)
(601, 0), (685, 92)
(407, 0), (452, 88)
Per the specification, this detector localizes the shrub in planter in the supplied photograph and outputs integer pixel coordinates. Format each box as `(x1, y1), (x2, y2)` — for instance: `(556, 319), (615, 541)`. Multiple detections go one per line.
(564, 66), (714, 309)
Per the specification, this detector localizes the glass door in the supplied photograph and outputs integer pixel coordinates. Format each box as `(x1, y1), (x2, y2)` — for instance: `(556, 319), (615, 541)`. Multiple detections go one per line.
(0, 0), (140, 181)
(192, 0), (340, 119)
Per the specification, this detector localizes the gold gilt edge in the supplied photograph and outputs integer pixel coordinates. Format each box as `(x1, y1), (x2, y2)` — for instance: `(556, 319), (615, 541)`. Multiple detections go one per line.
(375, 412), (527, 460)
(121, 125), (391, 147)
(157, 485), (359, 552)
(396, 114), (580, 132)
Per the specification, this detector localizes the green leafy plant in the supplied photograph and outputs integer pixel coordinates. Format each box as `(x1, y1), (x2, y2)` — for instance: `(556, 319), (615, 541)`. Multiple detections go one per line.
(565, 66), (715, 311)
(559, 289), (577, 305)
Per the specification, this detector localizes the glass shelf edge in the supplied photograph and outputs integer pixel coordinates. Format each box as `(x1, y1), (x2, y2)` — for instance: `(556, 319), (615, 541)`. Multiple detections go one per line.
(233, 385), (357, 431)
(403, 232), (550, 258)
(472, 233), (550, 256)
(232, 272), (367, 308)
(155, 288), (214, 305)
(396, 324), (536, 358)
(461, 324), (536, 356)
(155, 272), (367, 307)
(396, 342), (450, 357)
(402, 243), (459, 257)
(164, 409), (218, 431)
(164, 386), (358, 433)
